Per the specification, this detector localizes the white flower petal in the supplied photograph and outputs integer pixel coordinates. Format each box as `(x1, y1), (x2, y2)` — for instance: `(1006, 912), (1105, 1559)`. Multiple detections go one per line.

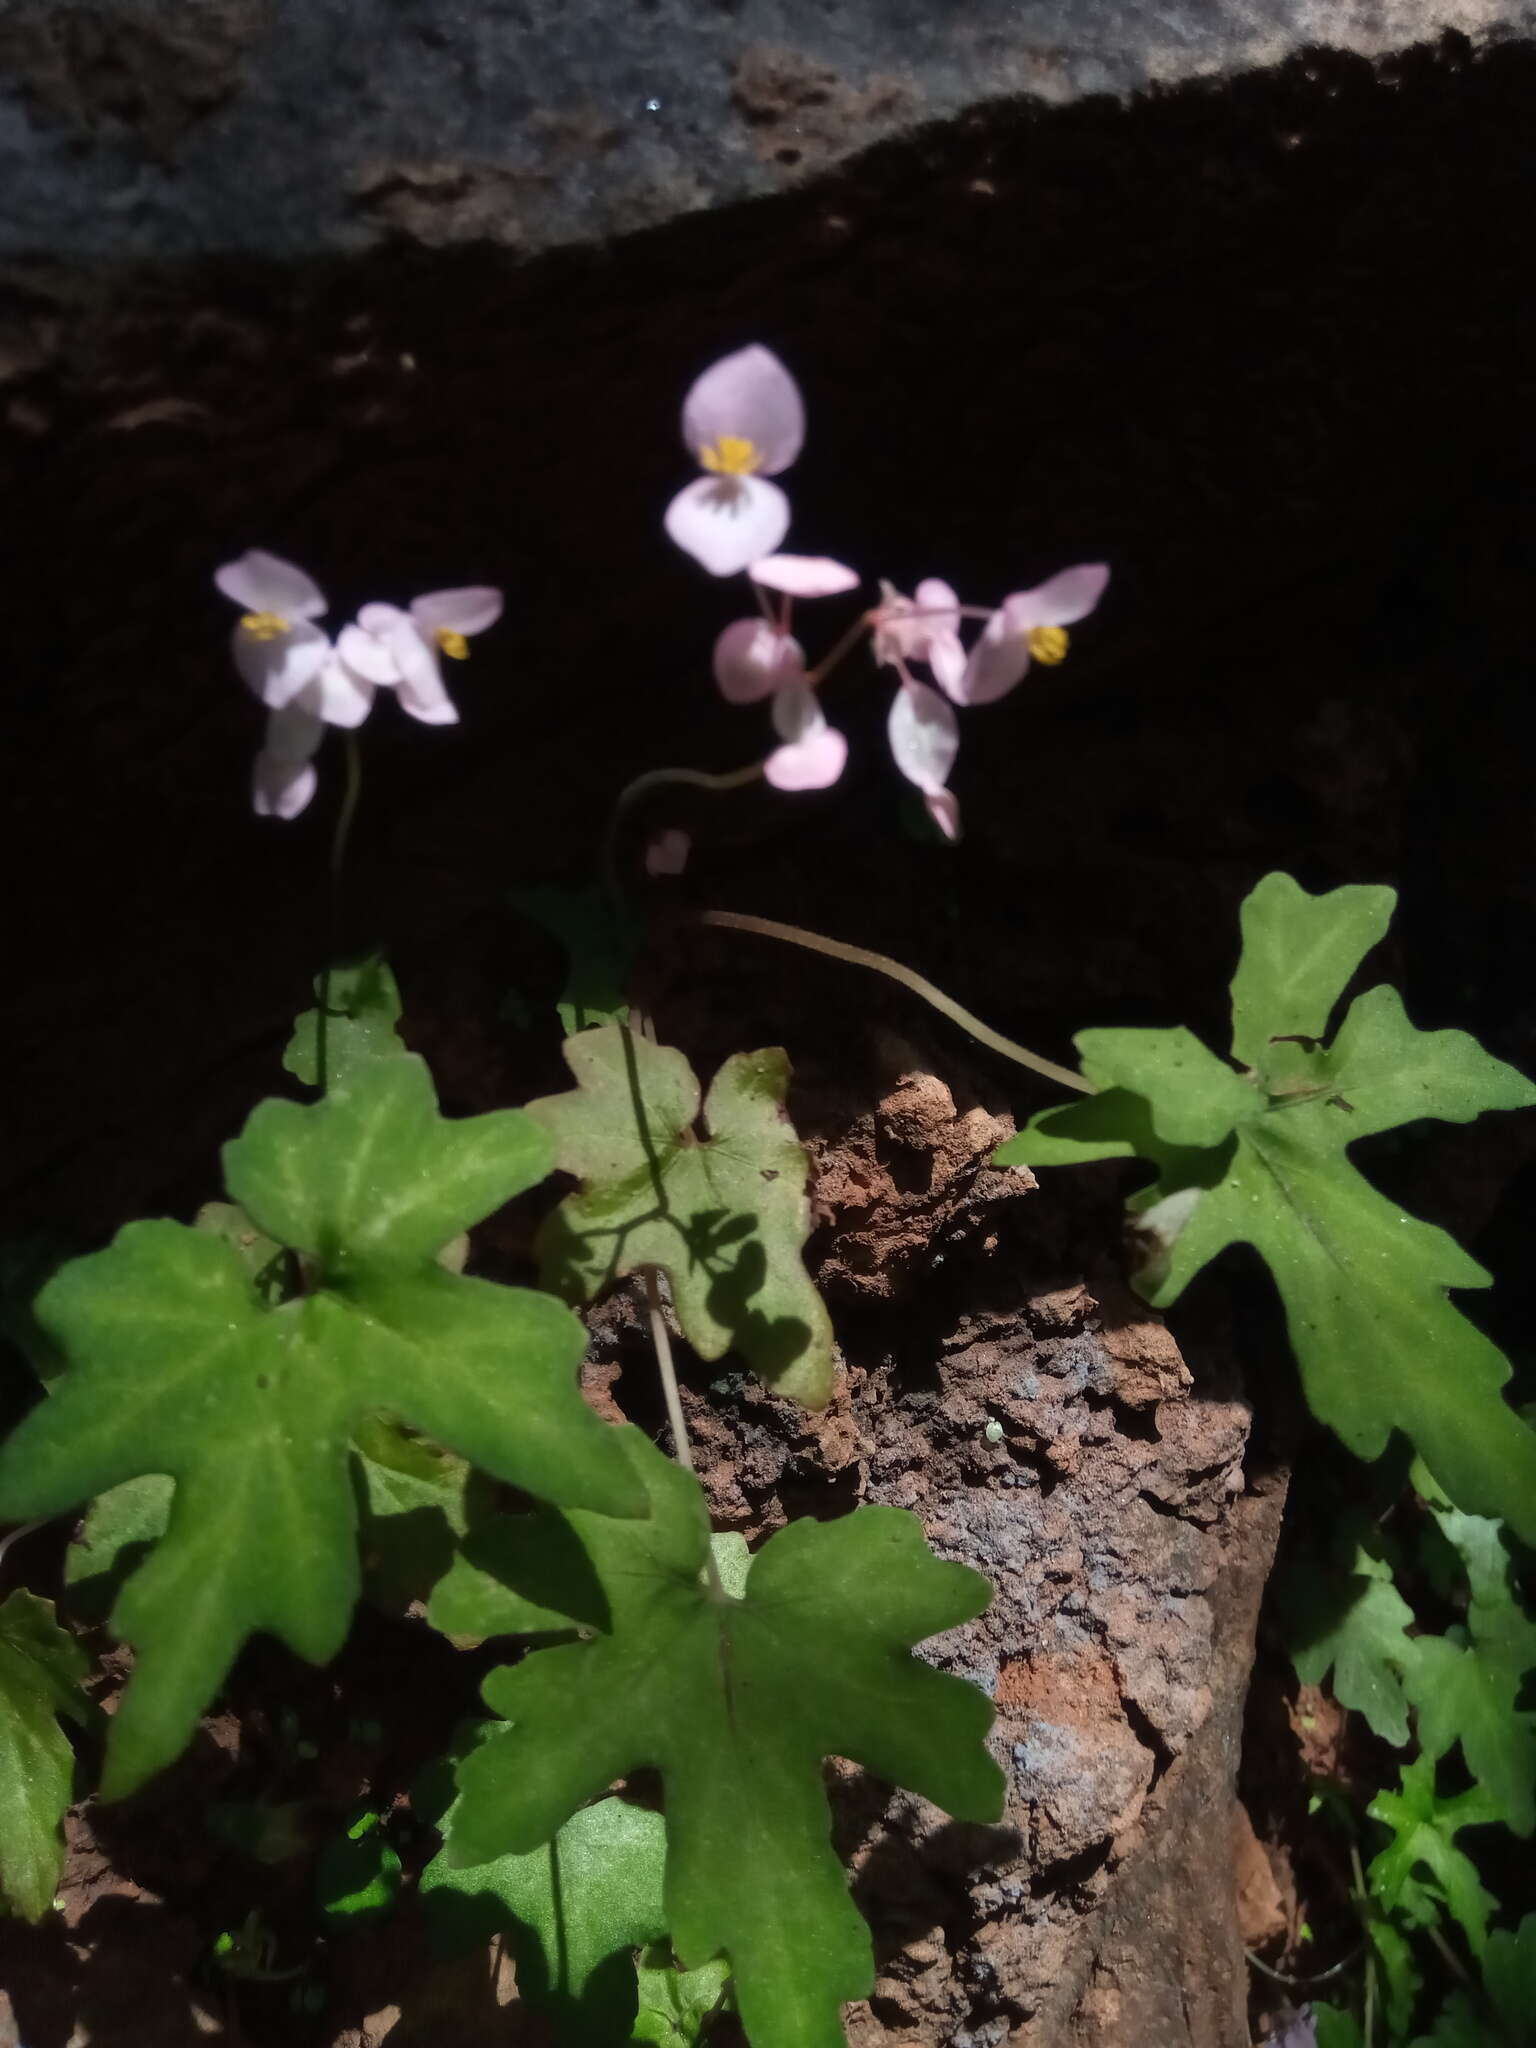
(664, 473), (790, 578)
(216, 549), (326, 621)
(336, 621), (403, 685)
(928, 628), (968, 700)
(231, 618), (331, 708)
(263, 699), (325, 764)
(410, 587), (504, 638)
(750, 554), (860, 598)
(252, 753), (318, 819)
(765, 685), (847, 791)
(925, 789), (961, 840)
(712, 618), (806, 704)
(955, 610), (1031, 706)
(393, 628), (458, 724)
(299, 656), (375, 730)
(1004, 563), (1110, 630)
(681, 344), (804, 476)
(887, 677), (959, 794)
(358, 601), (411, 637)
(914, 577), (959, 614)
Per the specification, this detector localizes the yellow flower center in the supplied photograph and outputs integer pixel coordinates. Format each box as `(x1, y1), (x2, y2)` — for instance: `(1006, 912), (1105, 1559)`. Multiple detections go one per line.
(1027, 625), (1069, 665)
(699, 435), (761, 477)
(435, 627), (470, 660)
(240, 611), (289, 641)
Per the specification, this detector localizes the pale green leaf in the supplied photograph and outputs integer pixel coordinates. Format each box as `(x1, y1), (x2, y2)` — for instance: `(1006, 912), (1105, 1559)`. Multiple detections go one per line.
(0, 1059), (642, 1798)
(0, 1589), (92, 1921)
(1287, 1543), (1418, 1746)
(283, 955), (405, 1089)
(1228, 872), (1394, 1069)
(1307, 985), (1536, 1140)
(447, 1428), (1002, 2048)
(1368, 1758), (1500, 1955)
(528, 1024), (835, 1407)
(1311, 2008), (1365, 2048)
(423, 1792), (668, 2044)
(632, 1942), (732, 2045)
(1074, 1027), (1261, 1146)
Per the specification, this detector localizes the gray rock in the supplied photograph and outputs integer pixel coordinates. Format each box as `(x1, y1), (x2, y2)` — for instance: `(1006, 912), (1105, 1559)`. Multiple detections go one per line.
(0, 0), (1530, 259)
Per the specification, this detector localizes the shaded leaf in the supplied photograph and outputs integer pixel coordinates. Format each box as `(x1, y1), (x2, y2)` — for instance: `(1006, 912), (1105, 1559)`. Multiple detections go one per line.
(423, 1791), (668, 2045)
(514, 883), (642, 1036)
(0, 1057), (642, 1798)
(529, 1024), (835, 1407)
(1368, 1757), (1500, 1955)
(0, 1590), (92, 1920)
(448, 1429), (1001, 2048)
(632, 1942), (732, 2045)
(314, 1804), (402, 1927)
(1286, 1541), (1417, 1746)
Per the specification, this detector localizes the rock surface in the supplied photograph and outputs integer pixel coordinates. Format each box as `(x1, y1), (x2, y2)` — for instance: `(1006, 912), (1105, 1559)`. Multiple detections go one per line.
(0, 0), (1532, 259)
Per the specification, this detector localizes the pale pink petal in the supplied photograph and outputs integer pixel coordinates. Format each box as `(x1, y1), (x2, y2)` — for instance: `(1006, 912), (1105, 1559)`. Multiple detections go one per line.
(264, 700), (325, 764)
(358, 601), (411, 637)
(955, 609), (1031, 706)
(231, 618), (331, 708)
(914, 577), (959, 615)
(924, 789), (962, 841)
(252, 755), (317, 819)
(299, 655), (374, 730)
(765, 684), (848, 791)
(928, 627), (967, 700)
(664, 473), (790, 577)
(750, 554), (859, 598)
(712, 618), (807, 704)
(645, 828), (691, 877)
(336, 621), (402, 685)
(681, 345), (804, 476)
(410, 587), (504, 638)
(393, 629), (459, 725)
(1003, 563), (1110, 630)
(216, 549), (326, 621)
(887, 677), (960, 794)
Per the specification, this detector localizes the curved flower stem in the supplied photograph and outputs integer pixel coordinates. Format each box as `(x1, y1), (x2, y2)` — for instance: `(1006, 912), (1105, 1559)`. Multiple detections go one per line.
(643, 1265), (728, 1601)
(698, 909), (1093, 1095)
(602, 761), (765, 902)
(806, 610), (876, 686)
(0, 1519), (44, 1583)
(316, 731), (364, 1096)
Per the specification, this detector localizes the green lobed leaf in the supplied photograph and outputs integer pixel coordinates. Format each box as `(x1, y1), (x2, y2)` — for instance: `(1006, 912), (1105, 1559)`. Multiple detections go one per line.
(528, 1024), (836, 1408)
(1074, 1026), (1260, 1147)
(1368, 1915), (1424, 2041)
(0, 1056), (643, 1799)
(422, 1791), (668, 2044)
(1310, 2009), (1366, 2048)
(1227, 872), (1395, 1070)
(1368, 1757), (1500, 1957)
(314, 1804), (403, 1927)
(1286, 1540), (1418, 1747)
(447, 1428), (1002, 2048)
(0, 1589), (93, 1921)
(283, 956), (405, 1089)
(632, 1942), (732, 2046)
(997, 875), (1536, 1539)
(351, 1416), (486, 1616)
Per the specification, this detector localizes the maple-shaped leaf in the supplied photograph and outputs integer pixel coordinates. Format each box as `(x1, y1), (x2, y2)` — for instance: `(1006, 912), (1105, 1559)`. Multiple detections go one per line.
(997, 874), (1536, 1539)
(422, 1786), (668, 2044)
(0, 1056), (643, 1798)
(527, 1024), (835, 1408)
(1285, 1537), (1418, 1746)
(1368, 1757), (1500, 1956)
(445, 1428), (1002, 2048)
(0, 1589), (93, 1921)
(1405, 1497), (1536, 1836)
(283, 955), (405, 1089)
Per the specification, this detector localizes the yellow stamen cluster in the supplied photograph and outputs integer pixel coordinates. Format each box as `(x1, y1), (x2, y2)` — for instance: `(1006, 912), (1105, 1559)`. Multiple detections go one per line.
(240, 611), (289, 641)
(435, 627), (470, 660)
(700, 435), (761, 477)
(1027, 625), (1070, 665)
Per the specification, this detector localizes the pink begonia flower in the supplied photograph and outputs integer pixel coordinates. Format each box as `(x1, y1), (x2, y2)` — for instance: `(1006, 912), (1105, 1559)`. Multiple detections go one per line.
(251, 699), (324, 820)
(888, 676), (961, 839)
(873, 578), (967, 699)
(216, 549), (334, 710)
(337, 587), (503, 726)
(645, 828), (691, 877)
(764, 684), (848, 792)
(957, 563), (1109, 706)
(750, 553), (860, 598)
(712, 619), (808, 705)
(664, 346), (805, 577)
